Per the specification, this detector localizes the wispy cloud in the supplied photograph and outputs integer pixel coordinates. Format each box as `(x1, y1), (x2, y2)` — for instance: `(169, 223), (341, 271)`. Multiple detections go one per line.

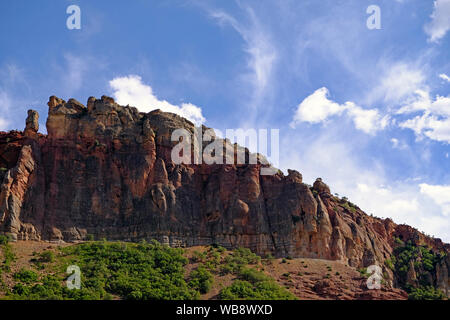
(208, 5), (277, 125)
(439, 73), (450, 82)
(63, 54), (88, 96)
(424, 0), (450, 42)
(398, 90), (450, 143)
(366, 63), (427, 106)
(0, 90), (11, 131)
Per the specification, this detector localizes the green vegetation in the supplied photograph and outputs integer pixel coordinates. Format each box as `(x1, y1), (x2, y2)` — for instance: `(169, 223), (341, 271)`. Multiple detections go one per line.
(384, 258), (394, 271)
(219, 267), (296, 300)
(390, 240), (447, 300)
(341, 202), (356, 213)
(358, 268), (369, 278)
(189, 266), (213, 294)
(220, 247), (260, 275)
(408, 286), (446, 300)
(13, 269), (38, 284)
(1, 241), (296, 300)
(4, 240), (200, 300)
(0, 235), (9, 245)
(39, 251), (55, 263)
(0, 236), (16, 272)
(86, 234), (95, 241)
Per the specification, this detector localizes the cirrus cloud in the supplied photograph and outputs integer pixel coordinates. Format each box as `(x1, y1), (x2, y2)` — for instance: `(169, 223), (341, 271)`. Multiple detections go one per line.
(424, 0), (450, 42)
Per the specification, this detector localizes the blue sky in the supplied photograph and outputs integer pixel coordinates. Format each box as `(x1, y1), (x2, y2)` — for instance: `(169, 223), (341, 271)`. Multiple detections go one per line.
(0, 0), (449, 241)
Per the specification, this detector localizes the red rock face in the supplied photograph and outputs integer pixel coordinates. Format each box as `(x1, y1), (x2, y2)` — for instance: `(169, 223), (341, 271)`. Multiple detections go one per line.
(0, 96), (449, 294)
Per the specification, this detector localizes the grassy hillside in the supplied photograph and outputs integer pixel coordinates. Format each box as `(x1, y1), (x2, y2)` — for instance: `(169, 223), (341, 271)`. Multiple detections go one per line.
(0, 237), (295, 300)
(0, 236), (446, 300)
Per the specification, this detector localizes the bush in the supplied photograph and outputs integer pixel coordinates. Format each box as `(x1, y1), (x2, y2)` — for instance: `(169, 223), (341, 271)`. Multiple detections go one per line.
(1, 241), (16, 271)
(221, 247), (260, 274)
(0, 235), (9, 245)
(8, 241), (202, 300)
(220, 278), (296, 300)
(240, 268), (270, 283)
(219, 266), (297, 300)
(189, 266), (213, 294)
(13, 269), (38, 284)
(384, 258), (394, 270)
(86, 234), (95, 241)
(408, 286), (446, 300)
(39, 251), (55, 263)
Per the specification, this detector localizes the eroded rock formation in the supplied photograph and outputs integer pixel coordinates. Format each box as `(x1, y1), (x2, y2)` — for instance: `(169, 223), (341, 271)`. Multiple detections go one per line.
(0, 95), (448, 295)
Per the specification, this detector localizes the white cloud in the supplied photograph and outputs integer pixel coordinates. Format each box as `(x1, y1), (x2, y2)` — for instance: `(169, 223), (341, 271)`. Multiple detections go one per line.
(420, 183), (450, 216)
(439, 73), (450, 82)
(109, 75), (205, 125)
(390, 138), (408, 150)
(0, 118), (8, 131)
(63, 54), (87, 95)
(208, 6), (277, 128)
(369, 63), (426, 105)
(0, 91), (11, 131)
(210, 9), (276, 96)
(401, 114), (450, 143)
(280, 133), (450, 242)
(291, 87), (389, 135)
(346, 103), (390, 134)
(398, 91), (450, 143)
(425, 0), (450, 42)
(290, 87), (345, 124)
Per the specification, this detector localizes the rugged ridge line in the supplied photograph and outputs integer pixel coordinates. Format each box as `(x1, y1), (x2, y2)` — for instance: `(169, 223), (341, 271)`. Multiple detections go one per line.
(0, 95), (448, 295)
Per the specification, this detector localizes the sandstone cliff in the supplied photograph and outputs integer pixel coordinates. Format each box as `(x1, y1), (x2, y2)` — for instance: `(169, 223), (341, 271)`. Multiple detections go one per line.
(0, 96), (448, 296)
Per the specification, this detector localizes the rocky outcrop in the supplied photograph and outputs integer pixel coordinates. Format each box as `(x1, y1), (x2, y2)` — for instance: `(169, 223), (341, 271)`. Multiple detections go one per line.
(0, 95), (449, 296)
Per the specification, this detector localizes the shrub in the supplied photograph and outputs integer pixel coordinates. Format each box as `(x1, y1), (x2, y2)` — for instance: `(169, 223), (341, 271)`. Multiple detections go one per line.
(0, 235), (9, 245)
(358, 268), (369, 278)
(13, 269), (38, 284)
(189, 266), (213, 294)
(408, 286), (445, 300)
(39, 251), (55, 263)
(86, 234), (95, 241)
(239, 268), (270, 283)
(219, 268), (297, 301)
(265, 253), (274, 260)
(221, 247), (260, 274)
(192, 250), (207, 263)
(1, 241), (16, 271)
(9, 241), (200, 300)
(384, 258), (394, 270)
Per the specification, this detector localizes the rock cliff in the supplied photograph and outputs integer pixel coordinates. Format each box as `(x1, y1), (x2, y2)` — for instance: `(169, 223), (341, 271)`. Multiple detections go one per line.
(0, 95), (448, 296)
